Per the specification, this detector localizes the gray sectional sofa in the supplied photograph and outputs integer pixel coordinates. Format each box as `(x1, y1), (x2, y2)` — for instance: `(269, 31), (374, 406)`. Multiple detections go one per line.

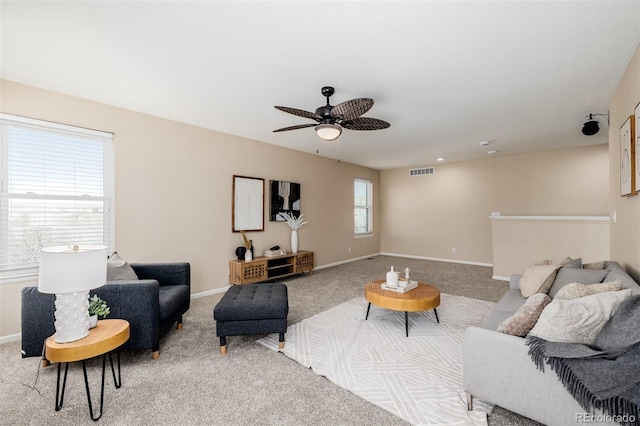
(463, 261), (640, 426)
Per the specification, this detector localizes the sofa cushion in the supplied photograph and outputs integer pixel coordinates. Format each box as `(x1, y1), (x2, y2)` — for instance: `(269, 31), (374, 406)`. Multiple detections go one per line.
(528, 289), (632, 344)
(494, 289), (527, 312)
(583, 261), (607, 270)
(498, 293), (551, 337)
(558, 256), (582, 268)
(159, 285), (190, 321)
(519, 265), (560, 297)
(554, 280), (622, 300)
(548, 268), (609, 298)
(107, 252), (139, 281)
(603, 262), (640, 294)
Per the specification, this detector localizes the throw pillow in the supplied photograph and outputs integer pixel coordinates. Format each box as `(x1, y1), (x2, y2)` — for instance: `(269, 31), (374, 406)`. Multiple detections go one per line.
(519, 264), (560, 298)
(528, 289), (632, 344)
(107, 252), (139, 281)
(554, 280), (622, 300)
(498, 293), (552, 337)
(558, 256), (582, 269)
(547, 268), (609, 298)
(583, 261), (607, 270)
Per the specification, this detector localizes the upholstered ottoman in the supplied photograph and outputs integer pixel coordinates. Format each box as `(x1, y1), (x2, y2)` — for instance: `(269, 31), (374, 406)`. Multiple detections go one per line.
(213, 283), (289, 354)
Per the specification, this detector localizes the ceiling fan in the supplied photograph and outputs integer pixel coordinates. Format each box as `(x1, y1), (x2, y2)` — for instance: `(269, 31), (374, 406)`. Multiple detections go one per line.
(273, 86), (390, 141)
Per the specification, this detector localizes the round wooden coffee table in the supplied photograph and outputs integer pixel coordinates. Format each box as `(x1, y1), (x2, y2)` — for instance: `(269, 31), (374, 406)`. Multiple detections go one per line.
(364, 280), (440, 336)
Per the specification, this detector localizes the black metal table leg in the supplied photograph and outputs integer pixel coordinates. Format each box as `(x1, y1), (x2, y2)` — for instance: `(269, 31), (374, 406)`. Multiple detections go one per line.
(365, 302), (371, 320)
(54, 362), (69, 411)
(434, 308), (440, 323)
(405, 311), (409, 337)
(82, 355), (107, 421)
(109, 352), (122, 389)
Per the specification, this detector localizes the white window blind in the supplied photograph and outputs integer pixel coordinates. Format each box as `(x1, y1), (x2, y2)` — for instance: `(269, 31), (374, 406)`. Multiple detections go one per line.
(354, 177), (372, 235)
(0, 114), (114, 280)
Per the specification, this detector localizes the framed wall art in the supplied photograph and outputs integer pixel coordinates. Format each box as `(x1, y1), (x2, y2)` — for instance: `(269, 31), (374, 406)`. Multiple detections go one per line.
(635, 103), (640, 195)
(232, 175), (264, 232)
(620, 116), (635, 197)
(269, 180), (301, 221)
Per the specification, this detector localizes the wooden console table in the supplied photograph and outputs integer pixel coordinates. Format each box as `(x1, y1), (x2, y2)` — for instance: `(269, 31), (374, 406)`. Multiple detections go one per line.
(229, 250), (313, 284)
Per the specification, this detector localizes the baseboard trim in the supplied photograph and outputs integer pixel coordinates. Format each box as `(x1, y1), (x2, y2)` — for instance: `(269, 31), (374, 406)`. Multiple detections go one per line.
(492, 275), (510, 281)
(313, 253), (382, 271)
(380, 252), (493, 268)
(0, 333), (20, 344)
(191, 286), (229, 299)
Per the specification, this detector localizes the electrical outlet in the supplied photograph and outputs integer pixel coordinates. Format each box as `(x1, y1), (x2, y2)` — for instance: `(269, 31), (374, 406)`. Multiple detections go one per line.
(451, 248), (457, 254)
(348, 247), (351, 253)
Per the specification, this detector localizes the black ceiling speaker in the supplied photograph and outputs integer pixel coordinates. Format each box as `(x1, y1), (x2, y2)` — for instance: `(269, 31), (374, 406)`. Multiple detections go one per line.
(582, 115), (600, 136)
(273, 86), (390, 141)
(582, 113), (609, 136)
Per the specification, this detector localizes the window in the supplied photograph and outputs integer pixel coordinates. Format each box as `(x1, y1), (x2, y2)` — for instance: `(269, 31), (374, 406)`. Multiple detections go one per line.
(0, 114), (114, 280)
(354, 177), (372, 235)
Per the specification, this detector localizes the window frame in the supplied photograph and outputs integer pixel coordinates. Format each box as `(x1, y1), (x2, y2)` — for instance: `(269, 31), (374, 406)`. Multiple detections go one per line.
(354, 177), (373, 236)
(0, 113), (115, 281)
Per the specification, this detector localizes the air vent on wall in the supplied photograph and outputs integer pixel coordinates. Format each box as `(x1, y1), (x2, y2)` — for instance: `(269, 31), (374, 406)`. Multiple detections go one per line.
(409, 167), (435, 176)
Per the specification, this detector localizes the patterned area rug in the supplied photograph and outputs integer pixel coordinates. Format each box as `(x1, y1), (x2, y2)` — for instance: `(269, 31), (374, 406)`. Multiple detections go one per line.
(257, 293), (495, 426)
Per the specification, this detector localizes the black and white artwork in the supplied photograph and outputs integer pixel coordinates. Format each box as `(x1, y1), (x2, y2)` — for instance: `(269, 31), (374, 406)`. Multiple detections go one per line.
(270, 180), (301, 221)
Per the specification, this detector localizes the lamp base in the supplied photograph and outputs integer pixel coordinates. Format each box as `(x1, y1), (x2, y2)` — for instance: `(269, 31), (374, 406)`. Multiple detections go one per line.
(54, 291), (90, 343)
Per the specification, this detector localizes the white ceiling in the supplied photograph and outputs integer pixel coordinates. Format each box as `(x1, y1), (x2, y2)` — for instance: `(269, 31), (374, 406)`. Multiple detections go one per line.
(2, 1), (639, 170)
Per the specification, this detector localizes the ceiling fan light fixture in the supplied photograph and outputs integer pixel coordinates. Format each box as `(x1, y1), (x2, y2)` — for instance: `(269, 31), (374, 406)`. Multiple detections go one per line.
(315, 123), (342, 141)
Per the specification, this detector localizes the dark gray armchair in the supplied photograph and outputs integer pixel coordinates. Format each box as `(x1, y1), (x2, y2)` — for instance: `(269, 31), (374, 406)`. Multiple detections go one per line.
(21, 262), (190, 360)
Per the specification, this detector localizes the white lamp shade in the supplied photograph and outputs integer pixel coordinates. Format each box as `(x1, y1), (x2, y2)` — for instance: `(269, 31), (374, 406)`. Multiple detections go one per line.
(38, 245), (108, 294)
(315, 123), (342, 141)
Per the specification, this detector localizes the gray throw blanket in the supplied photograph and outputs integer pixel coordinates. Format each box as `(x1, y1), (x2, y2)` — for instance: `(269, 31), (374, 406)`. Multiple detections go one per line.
(526, 294), (640, 426)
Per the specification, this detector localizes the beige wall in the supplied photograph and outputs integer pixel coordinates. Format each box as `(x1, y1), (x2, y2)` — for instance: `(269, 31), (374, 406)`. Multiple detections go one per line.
(491, 217), (609, 278)
(609, 44), (640, 280)
(0, 80), (381, 337)
(380, 145), (609, 266)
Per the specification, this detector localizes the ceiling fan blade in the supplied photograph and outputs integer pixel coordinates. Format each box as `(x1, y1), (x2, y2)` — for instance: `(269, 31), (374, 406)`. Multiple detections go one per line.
(331, 98), (374, 120)
(341, 117), (390, 131)
(275, 106), (322, 121)
(273, 123), (318, 132)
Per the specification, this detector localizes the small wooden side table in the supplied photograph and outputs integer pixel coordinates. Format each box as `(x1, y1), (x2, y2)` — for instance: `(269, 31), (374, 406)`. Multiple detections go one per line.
(44, 319), (130, 421)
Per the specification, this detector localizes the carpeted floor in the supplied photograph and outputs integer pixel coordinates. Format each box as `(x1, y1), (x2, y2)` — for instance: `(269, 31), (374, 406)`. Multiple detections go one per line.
(0, 255), (542, 425)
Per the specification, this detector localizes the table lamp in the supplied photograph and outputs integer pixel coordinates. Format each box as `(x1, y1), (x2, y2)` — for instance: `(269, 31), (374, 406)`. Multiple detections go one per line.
(38, 245), (108, 343)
